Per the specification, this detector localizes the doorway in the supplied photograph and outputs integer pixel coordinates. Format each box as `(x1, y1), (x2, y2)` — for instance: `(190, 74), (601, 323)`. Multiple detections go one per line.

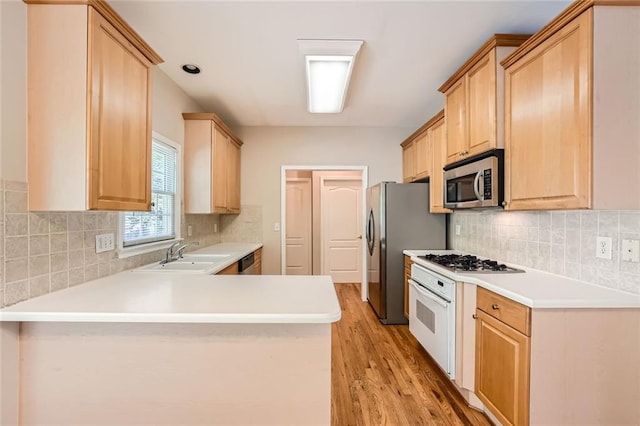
(281, 166), (368, 300)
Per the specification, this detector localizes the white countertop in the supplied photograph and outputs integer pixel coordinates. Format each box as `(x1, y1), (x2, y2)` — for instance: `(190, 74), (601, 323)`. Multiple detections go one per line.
(0, 243), (342, 324)
(404, 250), (640, 309)
(0, 273), (341, 323)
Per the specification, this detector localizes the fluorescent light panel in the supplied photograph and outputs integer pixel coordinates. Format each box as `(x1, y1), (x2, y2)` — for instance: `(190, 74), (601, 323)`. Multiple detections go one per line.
(306, 55), (353, 113)
(298, 40), (363, 114)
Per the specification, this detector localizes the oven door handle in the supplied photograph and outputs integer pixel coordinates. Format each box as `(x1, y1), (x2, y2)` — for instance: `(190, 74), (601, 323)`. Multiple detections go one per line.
(409, 279), (449, 308)
(473, 171), (484, 201)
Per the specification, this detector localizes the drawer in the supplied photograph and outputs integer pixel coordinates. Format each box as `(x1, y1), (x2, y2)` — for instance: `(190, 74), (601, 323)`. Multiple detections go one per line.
(477, 287), (531, 336)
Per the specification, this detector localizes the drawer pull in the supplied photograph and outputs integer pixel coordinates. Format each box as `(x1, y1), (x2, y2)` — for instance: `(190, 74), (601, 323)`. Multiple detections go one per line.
(492, 304), (499, 310)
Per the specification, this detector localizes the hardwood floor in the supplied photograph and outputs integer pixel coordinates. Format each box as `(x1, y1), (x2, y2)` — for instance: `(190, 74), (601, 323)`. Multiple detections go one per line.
(331, 283), (491, 426)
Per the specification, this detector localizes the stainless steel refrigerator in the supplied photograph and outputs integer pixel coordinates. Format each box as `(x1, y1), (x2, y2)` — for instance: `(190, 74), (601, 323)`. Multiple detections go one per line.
(366, 182), (446, 324)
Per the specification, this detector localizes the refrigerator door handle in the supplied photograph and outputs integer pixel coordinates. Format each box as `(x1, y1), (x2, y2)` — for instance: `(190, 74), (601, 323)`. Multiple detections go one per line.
(367, 209), (375, 256)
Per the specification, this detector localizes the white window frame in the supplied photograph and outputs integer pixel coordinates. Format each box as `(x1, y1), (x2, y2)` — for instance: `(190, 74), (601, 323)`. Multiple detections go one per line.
(117, 131), (182, 259)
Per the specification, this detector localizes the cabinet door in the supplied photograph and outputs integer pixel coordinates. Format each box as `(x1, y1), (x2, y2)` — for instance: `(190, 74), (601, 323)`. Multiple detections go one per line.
(227, 140), (241, 213)
(504, 11), (592, 210)
(467, 51), (496, 157)
(88, 8), (152, 211)
(415, 132), (430, 180)
(445, 78), (467, 164)
(475, 309), (530, 426)
(429, 118), (451, 213)
(402, 142), (416, 182)
(212, 125), (229, 212)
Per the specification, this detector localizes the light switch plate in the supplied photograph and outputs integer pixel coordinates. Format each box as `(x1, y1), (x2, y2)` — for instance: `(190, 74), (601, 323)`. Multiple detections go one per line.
(455, 225), (461, 236)
(95, 233), (115, 253)
(596, 236), (612, 260)
(274, 222), (281, 232)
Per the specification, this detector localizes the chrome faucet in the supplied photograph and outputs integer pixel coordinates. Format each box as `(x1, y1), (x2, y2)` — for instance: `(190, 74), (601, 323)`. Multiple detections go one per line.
(162, 241), (183, 265)
(176, 241), (199, 258)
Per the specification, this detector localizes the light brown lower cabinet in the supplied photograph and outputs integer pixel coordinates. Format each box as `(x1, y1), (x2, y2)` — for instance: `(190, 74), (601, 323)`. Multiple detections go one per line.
(254, 248), (263, 275)
(471, 286), (640, 425)
(403, 255), (411, 319)
(475, 309), (530, 426)
(218, 263), (239, 275)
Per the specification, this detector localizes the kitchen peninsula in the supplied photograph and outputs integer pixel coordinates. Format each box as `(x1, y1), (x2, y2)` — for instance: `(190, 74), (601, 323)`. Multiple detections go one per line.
(0, 268), (341, 425)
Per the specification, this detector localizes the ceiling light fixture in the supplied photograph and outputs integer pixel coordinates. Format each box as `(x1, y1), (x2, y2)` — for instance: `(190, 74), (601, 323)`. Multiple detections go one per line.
(182, 64), (201, 74)
(298, 39), (363, 114)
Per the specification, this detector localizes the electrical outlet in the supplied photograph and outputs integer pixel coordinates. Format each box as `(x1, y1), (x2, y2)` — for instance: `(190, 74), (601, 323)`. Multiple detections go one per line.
(214, 223), (218, 233)
(596, 236), (612, 260)
(187, 225), (193, 237)
(95, 233), (115, 253)
(621, 239), (640, 262)
(455, 225), (461, 236)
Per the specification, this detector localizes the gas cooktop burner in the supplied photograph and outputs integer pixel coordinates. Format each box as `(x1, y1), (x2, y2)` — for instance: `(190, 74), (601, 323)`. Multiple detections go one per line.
(419, 254), (524, 273)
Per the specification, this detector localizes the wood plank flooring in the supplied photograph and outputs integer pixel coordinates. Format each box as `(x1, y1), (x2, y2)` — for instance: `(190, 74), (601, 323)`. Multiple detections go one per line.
(331, 283), (491, 426)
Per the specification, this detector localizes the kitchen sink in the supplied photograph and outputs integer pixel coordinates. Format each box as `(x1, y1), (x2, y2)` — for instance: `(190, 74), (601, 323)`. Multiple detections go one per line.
(134, 254), (231, 273)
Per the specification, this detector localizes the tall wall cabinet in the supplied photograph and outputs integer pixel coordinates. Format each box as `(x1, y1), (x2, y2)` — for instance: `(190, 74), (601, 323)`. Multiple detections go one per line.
(182, 113), (242, 214)
(502, 1), (640, 210)
(26, 0), (163, 211)
(438, 34), (529, 165)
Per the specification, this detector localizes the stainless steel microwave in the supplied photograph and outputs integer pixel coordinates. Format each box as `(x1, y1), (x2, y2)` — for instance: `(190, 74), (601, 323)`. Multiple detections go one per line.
(443, 149), (504, 209)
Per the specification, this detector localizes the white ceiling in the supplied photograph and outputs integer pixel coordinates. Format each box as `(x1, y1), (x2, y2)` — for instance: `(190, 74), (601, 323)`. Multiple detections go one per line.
(111, 1), (571, 129)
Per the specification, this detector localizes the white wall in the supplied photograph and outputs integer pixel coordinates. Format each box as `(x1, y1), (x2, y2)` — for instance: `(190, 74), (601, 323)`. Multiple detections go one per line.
(152, 68), (203, 145)
(237, 126), (411, 274)
(1, 0), (27, 182)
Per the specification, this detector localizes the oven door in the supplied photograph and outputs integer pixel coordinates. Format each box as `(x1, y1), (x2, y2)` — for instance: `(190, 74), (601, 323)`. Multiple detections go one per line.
(409, 279), (455, 379)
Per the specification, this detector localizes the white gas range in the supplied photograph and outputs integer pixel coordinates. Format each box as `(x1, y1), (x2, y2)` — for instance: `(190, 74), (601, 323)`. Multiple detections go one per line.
(407, 250), (524, 380)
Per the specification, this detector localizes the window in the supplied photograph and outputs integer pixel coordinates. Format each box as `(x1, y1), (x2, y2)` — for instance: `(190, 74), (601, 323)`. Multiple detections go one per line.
(119, 133), (180, 255)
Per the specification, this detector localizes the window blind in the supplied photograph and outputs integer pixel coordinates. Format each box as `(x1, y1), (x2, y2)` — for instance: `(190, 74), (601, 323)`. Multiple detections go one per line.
(123, 139), (177, 247)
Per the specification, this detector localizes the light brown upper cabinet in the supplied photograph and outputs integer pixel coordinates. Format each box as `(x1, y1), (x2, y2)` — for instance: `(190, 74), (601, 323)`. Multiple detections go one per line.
(26, 0), (163, 211)
(428, 111), (452, 214)
(400, 110), (451, 214)
(401, 123), (434, 183)
(438, 35), (530, 165)
(401, 138), (417, 183)
(502, 1), (640, 210)
(182, 113), (242, 214)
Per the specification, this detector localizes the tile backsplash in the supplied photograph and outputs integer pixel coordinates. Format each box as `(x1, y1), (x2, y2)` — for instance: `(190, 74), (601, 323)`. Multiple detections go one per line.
(449, 210), (640, 295)
(220, 205), (263, 243)
(1, 180), (223, 307)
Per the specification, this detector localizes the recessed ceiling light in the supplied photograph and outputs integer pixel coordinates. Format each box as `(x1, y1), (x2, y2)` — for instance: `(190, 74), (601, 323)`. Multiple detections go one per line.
(182, 64), (201, 74)
(298, 39), (364, 114)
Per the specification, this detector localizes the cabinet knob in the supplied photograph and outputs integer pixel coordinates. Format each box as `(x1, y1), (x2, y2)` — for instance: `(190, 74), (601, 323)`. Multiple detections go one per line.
(491, 304), (499, 310)
(501, 201), (507, 207)
(472, 314), (477, 319)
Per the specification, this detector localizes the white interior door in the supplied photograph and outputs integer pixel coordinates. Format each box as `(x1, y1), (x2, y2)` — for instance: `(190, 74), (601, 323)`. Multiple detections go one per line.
(321, 179), (362, 283)
(285, 178), (312, 275)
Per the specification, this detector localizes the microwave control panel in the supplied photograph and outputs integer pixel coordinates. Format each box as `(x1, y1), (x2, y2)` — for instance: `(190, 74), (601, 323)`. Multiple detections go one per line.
(483, 169), (492, 199)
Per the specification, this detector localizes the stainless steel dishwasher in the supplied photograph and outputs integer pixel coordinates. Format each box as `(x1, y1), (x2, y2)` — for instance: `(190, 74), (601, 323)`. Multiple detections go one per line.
(238, 252), (256, 275)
